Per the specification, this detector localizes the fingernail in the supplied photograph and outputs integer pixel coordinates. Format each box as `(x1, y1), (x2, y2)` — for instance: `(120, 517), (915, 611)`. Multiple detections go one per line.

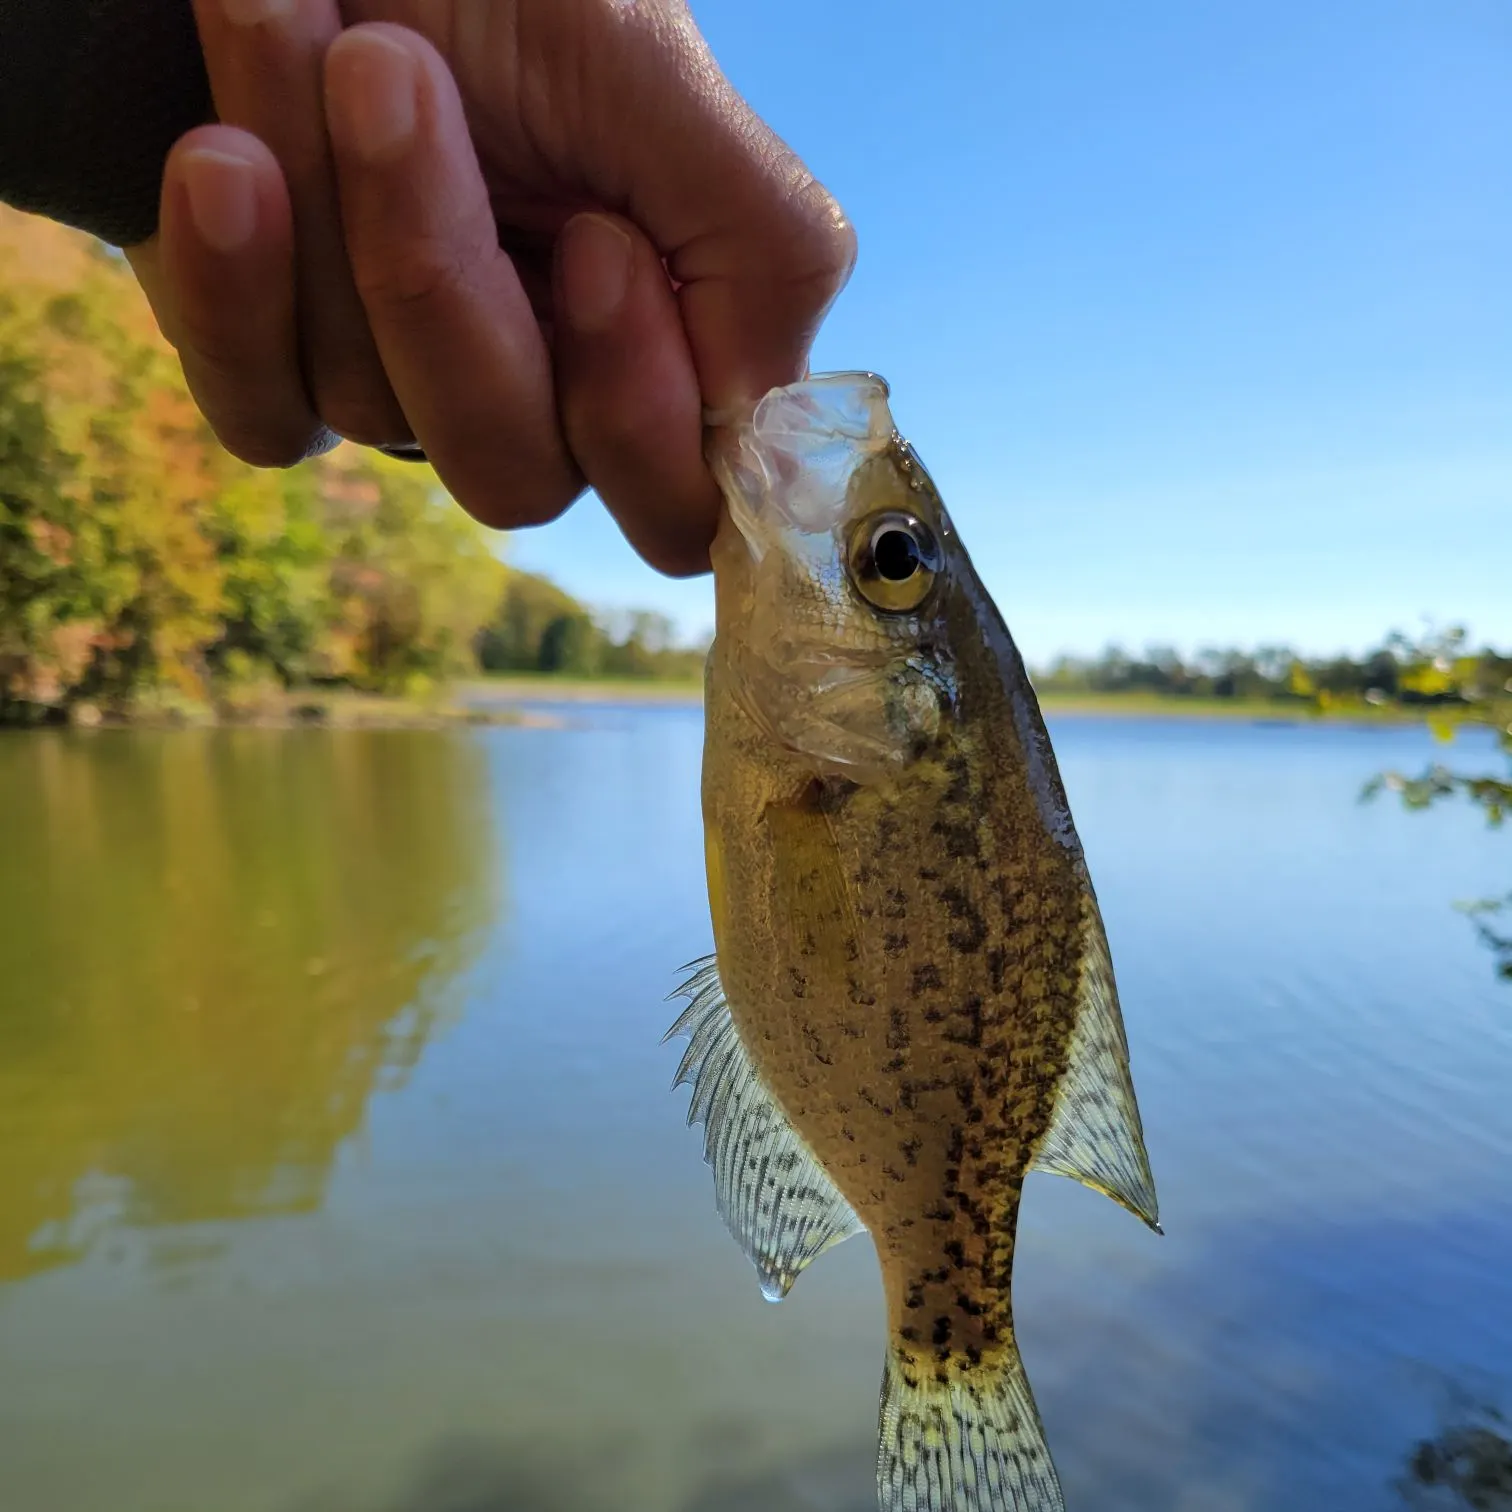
(559, 214), (633, 335)
(222, 0), (295, 24)
(180, 148), (257, 254)
(328, 31), (418, 164)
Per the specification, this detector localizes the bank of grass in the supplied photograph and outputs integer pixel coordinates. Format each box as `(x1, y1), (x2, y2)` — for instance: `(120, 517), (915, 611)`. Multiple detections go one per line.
(34, 686), (558, 731)
(25, 678), (1446, 731)
(467, 673), (1437, 725)
(462, 671), (705, 704)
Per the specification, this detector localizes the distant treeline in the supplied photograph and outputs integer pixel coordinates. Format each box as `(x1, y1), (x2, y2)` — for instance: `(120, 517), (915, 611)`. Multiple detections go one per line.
(476, 573), (705, 682)
(0, 209), (700, 725)
(1034, 636), (1512, 714)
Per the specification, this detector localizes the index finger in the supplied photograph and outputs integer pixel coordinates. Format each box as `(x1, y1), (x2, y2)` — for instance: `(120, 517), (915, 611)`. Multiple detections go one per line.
(191, 0), (412, 447)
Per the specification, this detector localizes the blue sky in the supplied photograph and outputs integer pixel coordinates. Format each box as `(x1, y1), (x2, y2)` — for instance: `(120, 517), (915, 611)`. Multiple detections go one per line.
(506, 0), (1511, 665)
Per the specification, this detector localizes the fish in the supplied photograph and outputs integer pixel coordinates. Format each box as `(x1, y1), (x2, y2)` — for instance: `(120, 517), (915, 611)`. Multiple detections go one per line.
(665, 371), (1160, 1512)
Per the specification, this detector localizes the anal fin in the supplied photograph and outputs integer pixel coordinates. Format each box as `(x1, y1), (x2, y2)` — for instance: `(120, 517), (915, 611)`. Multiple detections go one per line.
(1029, 911), (1161, 1232)
(665, 955), (864, 1300)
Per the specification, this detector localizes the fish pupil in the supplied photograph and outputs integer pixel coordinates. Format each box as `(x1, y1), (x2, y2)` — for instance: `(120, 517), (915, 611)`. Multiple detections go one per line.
(873, 528), (922, 582)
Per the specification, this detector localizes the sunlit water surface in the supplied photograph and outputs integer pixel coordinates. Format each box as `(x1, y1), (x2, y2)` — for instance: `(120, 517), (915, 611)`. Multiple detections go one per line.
(1, 711), (1508, 1512)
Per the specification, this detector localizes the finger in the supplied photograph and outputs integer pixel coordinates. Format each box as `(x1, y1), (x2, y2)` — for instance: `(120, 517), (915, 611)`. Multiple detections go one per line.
(190, 0), (411, 447)
(554, 212), (717, 577)
(324, 24), (580, 528)
(578, 6), (857, 412)
(151, 126), (333, 467)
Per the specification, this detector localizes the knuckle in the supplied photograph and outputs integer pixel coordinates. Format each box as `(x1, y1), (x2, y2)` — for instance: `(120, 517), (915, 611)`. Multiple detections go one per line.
(351, 237), (469, 314)
(311, 375), (410, 450)
(459, 472), (581, 532)
(215, 422), (326, 471)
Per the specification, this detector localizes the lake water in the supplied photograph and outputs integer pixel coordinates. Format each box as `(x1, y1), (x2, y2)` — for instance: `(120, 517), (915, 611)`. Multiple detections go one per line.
(1, 710), (1509, 1512)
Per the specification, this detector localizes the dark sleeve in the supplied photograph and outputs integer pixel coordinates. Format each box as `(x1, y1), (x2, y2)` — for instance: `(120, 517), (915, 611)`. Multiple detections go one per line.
(0, 0), (210, 247)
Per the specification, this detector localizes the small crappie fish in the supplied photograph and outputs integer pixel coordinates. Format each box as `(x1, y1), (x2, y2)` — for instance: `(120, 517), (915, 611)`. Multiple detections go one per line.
(665, 372), (1159, 1512)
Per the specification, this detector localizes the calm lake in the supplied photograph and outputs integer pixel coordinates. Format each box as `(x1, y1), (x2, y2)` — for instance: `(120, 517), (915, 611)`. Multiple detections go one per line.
(1, 709), (1509, 1512)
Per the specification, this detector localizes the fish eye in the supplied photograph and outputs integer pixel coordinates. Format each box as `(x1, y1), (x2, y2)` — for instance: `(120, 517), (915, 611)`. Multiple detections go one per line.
(847, 512), (942, 613)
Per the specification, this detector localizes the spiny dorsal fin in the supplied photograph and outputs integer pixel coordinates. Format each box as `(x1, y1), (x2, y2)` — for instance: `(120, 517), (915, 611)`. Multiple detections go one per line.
(665, 955), (864, 1299)
(1029, 911), (1161, 1232)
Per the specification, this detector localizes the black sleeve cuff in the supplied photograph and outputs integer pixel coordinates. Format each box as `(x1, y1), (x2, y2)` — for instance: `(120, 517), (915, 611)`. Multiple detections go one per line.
(0, 0), (211, 247)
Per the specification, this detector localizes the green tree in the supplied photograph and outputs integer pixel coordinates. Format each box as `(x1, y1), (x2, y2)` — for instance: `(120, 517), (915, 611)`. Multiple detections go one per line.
(1363, 626), (1512, 981)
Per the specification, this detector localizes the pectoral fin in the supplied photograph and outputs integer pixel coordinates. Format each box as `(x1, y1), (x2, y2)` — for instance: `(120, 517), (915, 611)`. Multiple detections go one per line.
(1029, 912), (1161, 1232)
(665, 955), (864, 1299)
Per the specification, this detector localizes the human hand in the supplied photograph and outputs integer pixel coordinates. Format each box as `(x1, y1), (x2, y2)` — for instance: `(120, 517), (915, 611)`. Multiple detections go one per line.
(124, 0), (855, 576)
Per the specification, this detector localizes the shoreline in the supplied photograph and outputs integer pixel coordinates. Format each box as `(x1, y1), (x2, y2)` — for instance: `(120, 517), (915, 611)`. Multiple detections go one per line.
(463, 678), (1439, 728)
(4, 680), (1464, 732)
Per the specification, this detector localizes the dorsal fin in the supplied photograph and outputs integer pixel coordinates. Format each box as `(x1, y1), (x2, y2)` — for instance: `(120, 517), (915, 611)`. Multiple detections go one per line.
(1029, 913), (1161, 1232)
(665, 955), (864, 1299)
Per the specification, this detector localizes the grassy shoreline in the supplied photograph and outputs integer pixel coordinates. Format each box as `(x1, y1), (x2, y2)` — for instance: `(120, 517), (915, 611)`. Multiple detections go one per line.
(464, 675), (1438, 725)
(6, 680), (1456, 731)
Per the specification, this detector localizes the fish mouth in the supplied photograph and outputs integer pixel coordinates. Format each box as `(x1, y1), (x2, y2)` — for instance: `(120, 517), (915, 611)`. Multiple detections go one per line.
(709, 372), (898, 548)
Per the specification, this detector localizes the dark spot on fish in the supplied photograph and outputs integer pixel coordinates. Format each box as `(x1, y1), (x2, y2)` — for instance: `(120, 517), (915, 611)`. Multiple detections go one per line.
(847, 978), (878, 1008)
(884, 932), (909, 956)
(800, 1025), (833, 1066)
(943, 1239), (966, 1268)
(956, 1292), (984, 1317)
(910, 963), (942, 995)
(943, 754), (972, 804)
(840, 1020), (865, 1039)
(882, 1163), (906, 1184)
(883, 1053), (906, 1073)
(931, 817), (978, 860)
(965, 1343), (983, 1366)
(943, 996), (984, 1047)
(858, 1086), (893, 1115)
(840, 1126), (856, 1142)
(883, 887), (908, 919)
(804, 775), (858, 814)
(918, 865), (940, 881)
(901, 1326), (920, 1343)
(932, 1315), (952, 1346)
(922, 1006), (945, 1024)
(934, 1367), (950, 1385)
(987, 946), (1007, 994)
(939, 887), (987, 954)
(900, 1137), (923, 1167)
(886, 1009), (910, 1050)
(905, 1288), (925, 1310)
(788, 967), (808, 999)
(923, 1266), (950, 1283)
(924, 1203), (954, 1223)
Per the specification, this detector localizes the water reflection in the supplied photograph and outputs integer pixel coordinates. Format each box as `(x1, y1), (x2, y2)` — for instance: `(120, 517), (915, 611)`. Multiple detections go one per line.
(0, 729), (498, 1282)
(1400, 1387), (1512, 1511)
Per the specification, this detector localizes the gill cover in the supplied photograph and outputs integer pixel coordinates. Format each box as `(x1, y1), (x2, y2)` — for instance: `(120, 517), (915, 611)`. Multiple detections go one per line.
(707, 373), (956, 780)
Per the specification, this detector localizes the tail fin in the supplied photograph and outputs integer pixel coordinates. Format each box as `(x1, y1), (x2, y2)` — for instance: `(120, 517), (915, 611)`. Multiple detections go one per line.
(877, 1344), (1065, 1511)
